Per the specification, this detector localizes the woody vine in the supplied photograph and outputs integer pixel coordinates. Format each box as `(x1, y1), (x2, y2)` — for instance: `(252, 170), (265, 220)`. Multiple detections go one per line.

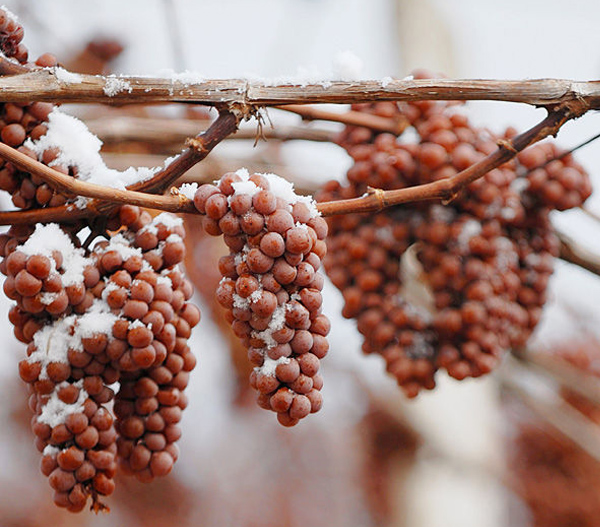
(0, 6), (597, 514)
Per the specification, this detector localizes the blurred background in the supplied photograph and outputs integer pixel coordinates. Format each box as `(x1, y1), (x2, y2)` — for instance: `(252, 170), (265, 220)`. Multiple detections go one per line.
(1, 1), (600, 526)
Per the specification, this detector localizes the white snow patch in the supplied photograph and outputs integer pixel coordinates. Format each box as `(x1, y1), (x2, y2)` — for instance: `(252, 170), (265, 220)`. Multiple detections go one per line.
(259, 356), (290, 377)
(157, 273), (173, 287)
(28, 299), (119, 381)
(457, 219), (482, 248)
(42, 445), (61, 457)
(178, 182), (198, 200)
(53, 67), (83, 84)
(165, 233), (183, 244)
(232, 293), (250, 310)
(252, 304), (287, 350)
(39, 292), (59, 305)
(510, 177), (529, 194)
(103, 76), (133, 96)
(380, 76), (393, 88)
(17, 223), (90, 287)
(25, 108), (159, 189)
(101, 232), (144, 261)
(38, 380), (88, 428)
(153, 212), (183, 229)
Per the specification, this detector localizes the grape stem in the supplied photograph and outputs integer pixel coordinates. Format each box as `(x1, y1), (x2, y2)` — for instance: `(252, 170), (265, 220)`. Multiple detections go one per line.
(127, 110), (241, 194)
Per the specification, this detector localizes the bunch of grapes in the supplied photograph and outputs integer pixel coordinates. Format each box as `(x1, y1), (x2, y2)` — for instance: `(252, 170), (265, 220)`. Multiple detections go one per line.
(320, 72), (591, 396)
(0, 208), (199, 511)
(0, 13), (72, 211)
(0, 7), (203, 512)
(193, 169), (329, 426)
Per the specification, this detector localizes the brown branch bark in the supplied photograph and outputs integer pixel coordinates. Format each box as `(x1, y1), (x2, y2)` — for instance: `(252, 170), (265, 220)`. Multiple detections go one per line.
(86, 115), (336, 145)
(318, 102), (585, 216)
(0, 141), (197, 212)
(128, 110), (240, 194)
(513, 349), (600, 407)
(1, 69), (600, 108)
(275, 104), (409, 134)
(556, 229), (600, 277)
(0, 204), (91, 225)
(0, 101), (583, 223)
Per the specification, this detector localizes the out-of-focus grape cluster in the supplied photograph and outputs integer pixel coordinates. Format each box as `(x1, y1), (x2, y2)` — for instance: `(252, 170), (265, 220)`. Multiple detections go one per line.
(508, 342), (600, 527)
(194, 169), (330, 426)
(319, 71), (591, 397)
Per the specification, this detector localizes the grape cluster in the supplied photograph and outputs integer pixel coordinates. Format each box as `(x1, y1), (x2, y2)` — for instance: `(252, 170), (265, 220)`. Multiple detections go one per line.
(0, 209), (199, 511)
(0, 7), (201, 512)
(102, 208), (198, 480)
(508, 343), (600, 527)
(320, 74), (591, 396)
(0, 8), (28, 64)
(0, 11), (69, 211)
(194, 170), (329, 426)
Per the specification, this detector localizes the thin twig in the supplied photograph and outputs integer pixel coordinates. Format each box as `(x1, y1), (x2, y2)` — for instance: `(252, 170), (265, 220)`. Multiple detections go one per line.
(0, 141), (196, 212)
(318, 102), (585, 216)
(85, 115), (336, 146)
(556, 229), (600, 277)
(275, 104), (409, 134)
(0, 69), (600, 108)
(0, 102), (582, 224)
(0, 204), (92, 225)
(128, 110), (240, 194)
(513, 349), (600, 407)
(500, 368), (600, 463)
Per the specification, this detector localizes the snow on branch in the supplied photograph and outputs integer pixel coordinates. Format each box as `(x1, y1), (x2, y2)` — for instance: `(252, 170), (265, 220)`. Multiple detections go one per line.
(0, 63), (599, 109)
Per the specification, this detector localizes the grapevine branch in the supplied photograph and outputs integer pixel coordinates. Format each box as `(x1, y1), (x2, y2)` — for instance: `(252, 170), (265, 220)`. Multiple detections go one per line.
(274, 104), (409, 134)
(127, 110), (240, 194)
(0, 110), (239, 225)
(556, 229), (600, 277)
(0, 68), (600, 109)
(318, 101), (586, 215)
(0, 141), (196, 211)
(85, 115), (336, 145)
(0, 100), (585, 221)
(513, 348), (600, 407)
